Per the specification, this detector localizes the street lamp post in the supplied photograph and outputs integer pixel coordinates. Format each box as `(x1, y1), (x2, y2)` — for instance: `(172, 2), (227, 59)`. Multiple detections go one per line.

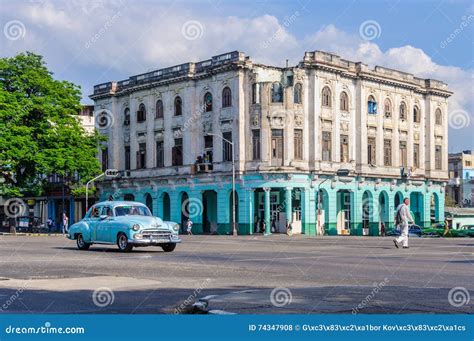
(207, 133), (237, 236)
(85, 169), (120, 213)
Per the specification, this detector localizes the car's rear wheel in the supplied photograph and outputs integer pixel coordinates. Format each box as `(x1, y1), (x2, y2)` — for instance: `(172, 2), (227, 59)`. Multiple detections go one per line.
(117, 233), (133, 252)
(76, 234), (91, 250)
(161, 243), (176, 252)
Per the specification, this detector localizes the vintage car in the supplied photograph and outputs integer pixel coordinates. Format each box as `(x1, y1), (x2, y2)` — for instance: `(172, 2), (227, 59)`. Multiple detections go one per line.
(67, 201), (181, 252)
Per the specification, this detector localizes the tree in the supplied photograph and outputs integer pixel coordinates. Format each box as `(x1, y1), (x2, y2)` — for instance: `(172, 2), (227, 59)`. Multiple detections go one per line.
(0, 52), (105, 198)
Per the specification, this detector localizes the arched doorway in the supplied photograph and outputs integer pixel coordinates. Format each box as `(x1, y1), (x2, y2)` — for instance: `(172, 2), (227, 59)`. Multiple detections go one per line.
(431, 192), (440, 224)
(180, 192), (189, 233)
(162, 193), (170, 221)
(362, 191), (373, 235)
(336, 189), (351, 235)
(410, 192), (424, 226)
(379, 191), (389, 234)
(124, 194), (135, 201)
(317, 189), (330, 235)
(145, 193), (153, 214)
(202, 190), (217, 234)
(229, 191), (239, 234)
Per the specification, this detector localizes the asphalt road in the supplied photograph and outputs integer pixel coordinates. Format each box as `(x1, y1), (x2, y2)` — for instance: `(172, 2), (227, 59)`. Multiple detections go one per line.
(0, 234), (472, 314)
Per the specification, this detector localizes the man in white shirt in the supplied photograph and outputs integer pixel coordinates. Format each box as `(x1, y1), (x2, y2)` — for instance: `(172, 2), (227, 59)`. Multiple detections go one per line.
(393, 198), (414, 249)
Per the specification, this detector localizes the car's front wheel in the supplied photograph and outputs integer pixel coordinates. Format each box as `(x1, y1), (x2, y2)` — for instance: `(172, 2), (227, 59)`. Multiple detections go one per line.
(76, 234), (91, 250)
(117, 233), (133, 252)
(161, 243), (176, 252)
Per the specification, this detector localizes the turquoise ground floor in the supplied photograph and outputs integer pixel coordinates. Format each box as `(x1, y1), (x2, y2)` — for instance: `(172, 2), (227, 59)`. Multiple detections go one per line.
(99, 173), (446, 236)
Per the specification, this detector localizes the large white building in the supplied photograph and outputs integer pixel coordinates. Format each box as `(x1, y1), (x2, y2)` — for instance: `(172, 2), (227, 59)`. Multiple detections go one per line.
(90, 50), (451, 236)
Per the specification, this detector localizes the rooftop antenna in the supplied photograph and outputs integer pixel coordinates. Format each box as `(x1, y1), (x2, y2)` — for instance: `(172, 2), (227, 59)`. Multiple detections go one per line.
(286, 59), (289, 68)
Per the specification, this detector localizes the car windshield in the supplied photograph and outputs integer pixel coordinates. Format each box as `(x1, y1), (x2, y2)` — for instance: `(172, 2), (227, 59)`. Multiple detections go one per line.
(115, 205), (151, 217)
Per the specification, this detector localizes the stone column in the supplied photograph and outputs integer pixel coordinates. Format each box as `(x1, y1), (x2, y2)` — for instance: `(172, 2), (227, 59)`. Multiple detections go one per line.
(263, 187), (271, 235)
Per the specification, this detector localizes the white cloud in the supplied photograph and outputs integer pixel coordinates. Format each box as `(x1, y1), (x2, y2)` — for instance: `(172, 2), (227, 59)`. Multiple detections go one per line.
(1, 0), (472, 150)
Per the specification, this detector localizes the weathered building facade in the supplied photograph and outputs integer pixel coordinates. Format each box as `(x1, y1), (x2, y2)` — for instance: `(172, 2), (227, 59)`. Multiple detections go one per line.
(91, 50), (450, 235)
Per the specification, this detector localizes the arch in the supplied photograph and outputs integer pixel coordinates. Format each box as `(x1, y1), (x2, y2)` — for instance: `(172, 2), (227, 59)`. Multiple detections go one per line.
(222, 87), (232, 107)
(317, 188), (331, 235)
(162, 192), (171, 221)
(383, 98), (392, 118)
(399, 101), (407, 120)
(435, 108), (442, 125)
(413, 105), (420, 123)
(409, 192), (424, 226)
(340, 91), (349, 111)
(204, 92), (213, 112)
(367, 95), (377, 114)
(145, 193), (153, 214)
(123, 108), (130, 125)
(293, 83), (302, 104)
(378, 191), (389, 233)
(271, 82), (283, 103)
(321, 86), (332, 107)
(180, 192), (189, 233)
(394, 191), (404, 211)
(155, 100), (163, 119)
(137, 103), (146, 122)
(336, 189), (351, 234)
(202, 190), (218, 234)
(174, 96), (182, 116)
(124, 193), (135, 201)
(362, 190), (374, 235)
(431, 192), (440, 224)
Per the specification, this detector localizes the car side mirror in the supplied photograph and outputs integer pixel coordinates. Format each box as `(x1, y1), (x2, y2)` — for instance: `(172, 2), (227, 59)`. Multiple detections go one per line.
(100, 215), (108, 220)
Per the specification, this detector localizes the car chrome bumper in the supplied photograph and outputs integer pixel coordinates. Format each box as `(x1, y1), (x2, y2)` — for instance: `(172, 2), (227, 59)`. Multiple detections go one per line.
(129, 235), (181, 245)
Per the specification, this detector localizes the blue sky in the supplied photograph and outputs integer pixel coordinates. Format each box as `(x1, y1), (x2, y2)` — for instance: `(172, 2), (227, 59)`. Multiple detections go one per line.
(1, 0), (473, 151)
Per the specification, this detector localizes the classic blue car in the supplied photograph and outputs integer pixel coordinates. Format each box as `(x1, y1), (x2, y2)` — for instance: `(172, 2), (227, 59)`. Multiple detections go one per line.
(67, 201), (181, 252)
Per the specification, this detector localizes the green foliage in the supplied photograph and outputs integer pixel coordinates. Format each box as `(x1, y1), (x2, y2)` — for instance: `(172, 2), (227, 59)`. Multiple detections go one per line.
(0, 52), (106, 197)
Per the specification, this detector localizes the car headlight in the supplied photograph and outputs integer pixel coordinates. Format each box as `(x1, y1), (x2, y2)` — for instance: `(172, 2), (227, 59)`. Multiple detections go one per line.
(132, 224), (140, 231)
(172, 224), (179, 232)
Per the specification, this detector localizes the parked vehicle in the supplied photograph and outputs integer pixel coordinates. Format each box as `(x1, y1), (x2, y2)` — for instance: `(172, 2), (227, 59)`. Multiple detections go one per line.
(386, 224), (423, 237)
(15, 216), (47, 233)
(67, 201), (181, 252)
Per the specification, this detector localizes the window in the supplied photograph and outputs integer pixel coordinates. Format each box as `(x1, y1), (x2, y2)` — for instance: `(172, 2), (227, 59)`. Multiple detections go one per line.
(384, 99), (391, 118)
(384, 140), (392, 166)
(340, 92), (349, 111)
(137, 103), (146, 122)
(204, 92), (212, 112)
(367, 137), (376, 165)
(322, 86), (331, 107)
(222, 87), (232, 107)
(124, 108), (130, 125)
(294, 83), (302, 104)
(174, 96), (182, 116)
(156, 141), (164, 168)
(222, 132), (233, 162)
(124, 146), (130, 170)
(155, 100), (163, 119)
(435, 108), (442, 125)
(203, 135), (213, 163)
(294, 129), (303, 160)
(435, 145), (442, 170)
(271, 129), (284, 162)
(466, 161), (472, 167)
(322, 131), (331, 161)
(340, 135), (349, 163)
(413, 106), (420, 123)
(251, 83), (260, 104)
(413, 143), (419, 168)
(252, 129), (261, 160)
(172, 138), (183, 166)
(271, 83), (283, 103)
(101, 147), (108, 171)
(399, 102), (407, 120)
(367, 95), (377, 114)
(137, 143), (146, 169)
(400, 141), (407, 167)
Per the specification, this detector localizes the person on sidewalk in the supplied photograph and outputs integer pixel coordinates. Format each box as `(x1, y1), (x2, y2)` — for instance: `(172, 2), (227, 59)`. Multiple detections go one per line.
(393, 198), (414, 249)
(62, 212), (69, 234)
(186, 218), (193, 235)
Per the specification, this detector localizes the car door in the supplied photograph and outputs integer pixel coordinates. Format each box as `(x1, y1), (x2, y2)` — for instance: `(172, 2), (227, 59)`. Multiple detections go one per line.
(96, 206), (114, 243)
(88, 205), (102, 242)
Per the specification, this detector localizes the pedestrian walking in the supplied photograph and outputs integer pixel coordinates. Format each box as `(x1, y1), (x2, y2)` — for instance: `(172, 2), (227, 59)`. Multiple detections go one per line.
(393, 198), (414, 249)
(47, 217), (53, 233)
(186, 219), (193, 235)
(380, 222), (385, 237)
(62, 212), (69, 234)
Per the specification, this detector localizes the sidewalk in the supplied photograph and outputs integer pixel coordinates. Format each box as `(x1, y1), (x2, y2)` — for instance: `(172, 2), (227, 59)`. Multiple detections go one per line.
(0, 232), (65, 237)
